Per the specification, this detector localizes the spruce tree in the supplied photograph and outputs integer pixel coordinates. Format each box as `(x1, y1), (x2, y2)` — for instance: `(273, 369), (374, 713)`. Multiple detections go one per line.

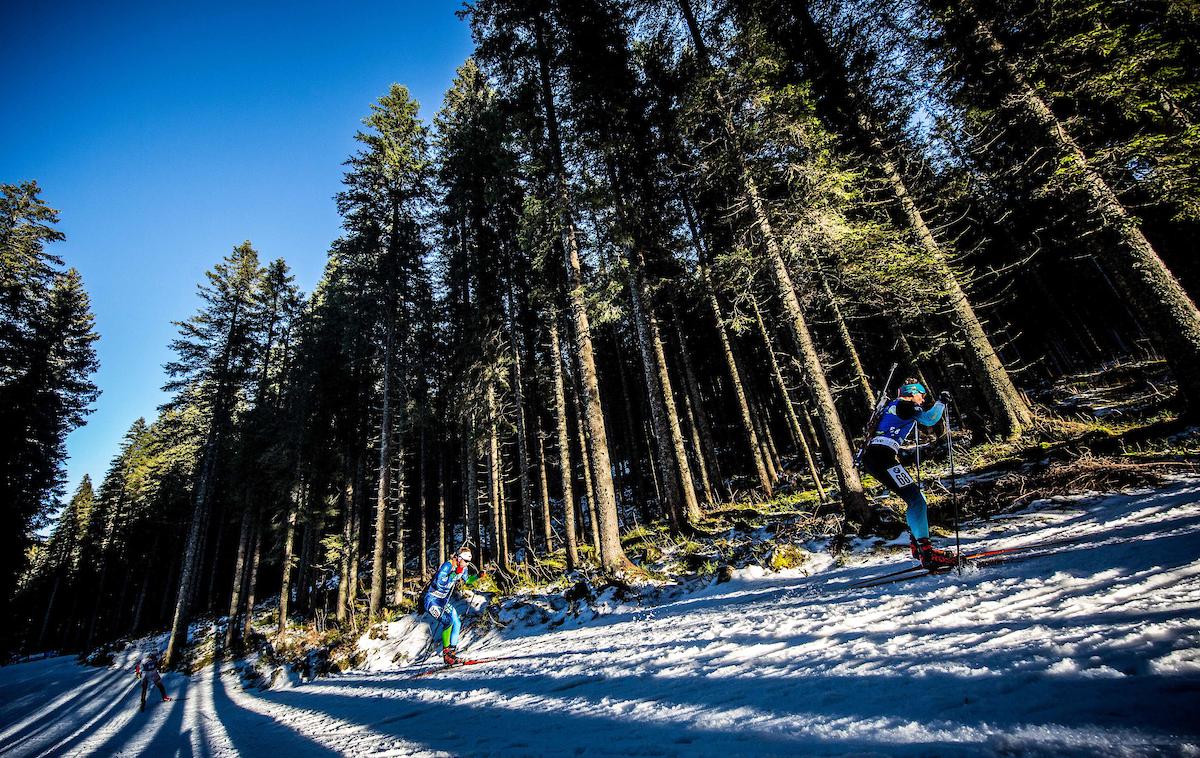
(337, 84), (432, 617)
(0, 182), (99, 623)
(163, 242), (263, 666)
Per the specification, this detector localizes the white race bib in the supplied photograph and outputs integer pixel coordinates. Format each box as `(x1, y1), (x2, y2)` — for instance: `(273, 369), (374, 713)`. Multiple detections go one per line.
(887, 464), (915, 488)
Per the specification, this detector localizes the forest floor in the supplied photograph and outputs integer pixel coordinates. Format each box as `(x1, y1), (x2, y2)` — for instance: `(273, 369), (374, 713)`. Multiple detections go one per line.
(3, 474), (1199, 756)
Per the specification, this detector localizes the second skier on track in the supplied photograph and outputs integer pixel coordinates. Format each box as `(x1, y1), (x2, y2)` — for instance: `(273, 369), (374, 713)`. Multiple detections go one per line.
(422, 547), (478, 665)
(135, 649), (172, 712)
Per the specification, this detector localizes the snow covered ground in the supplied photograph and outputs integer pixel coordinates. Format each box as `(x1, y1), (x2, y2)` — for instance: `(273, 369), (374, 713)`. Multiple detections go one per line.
(3, 477), (1200, 757)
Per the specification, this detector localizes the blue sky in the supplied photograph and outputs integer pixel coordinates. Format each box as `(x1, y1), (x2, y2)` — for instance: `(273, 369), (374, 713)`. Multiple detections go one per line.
(1, 0), (474, 509)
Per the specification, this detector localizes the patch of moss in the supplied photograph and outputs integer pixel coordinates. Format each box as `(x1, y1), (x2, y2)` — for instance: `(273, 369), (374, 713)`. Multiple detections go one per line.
(768, 544), (808, 571)
(621, 523), (669, 545)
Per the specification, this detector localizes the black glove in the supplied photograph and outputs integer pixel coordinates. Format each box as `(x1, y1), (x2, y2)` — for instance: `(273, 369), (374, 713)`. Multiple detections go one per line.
(938, 391), (952, 405)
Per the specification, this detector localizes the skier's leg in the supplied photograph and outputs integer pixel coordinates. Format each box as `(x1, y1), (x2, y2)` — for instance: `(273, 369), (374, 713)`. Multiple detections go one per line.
(153, 673), (168, 700)
(425, 601), (446, 645)
(864, 446), (929, 540)
(862, 446), (906, 496)
(140, 677), (148, 710)
(897, 484), (929, 540)
(446, 605), (462, 648)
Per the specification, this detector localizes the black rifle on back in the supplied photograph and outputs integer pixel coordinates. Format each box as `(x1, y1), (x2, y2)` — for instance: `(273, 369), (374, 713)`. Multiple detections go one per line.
(853, 362), (899, 467)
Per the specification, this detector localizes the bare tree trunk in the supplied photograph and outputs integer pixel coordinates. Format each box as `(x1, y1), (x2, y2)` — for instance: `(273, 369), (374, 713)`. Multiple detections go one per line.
(465, 431), (482, 562)
(608, 156), (699, 525)
(710, 287), (774, 495)
(615, 341), (650, 517)
(750, 295), (825, 498)
(603, 334), (634, 518)
(486, 383), (506, 567)
(750, 388), (779, 482)
(348, 456), (364, 615)
(571, 378), (602, 556)
(437, 443), (447, 566)
(159, 552), (180, 628)
(508, 287), (535, 553)
(392, 433), (407, 607)
(757, 393), (782, 472)
(418, 425), (428, 577)
(628, 262), (684, 523)
(549, 317), (579, 570)
(891, 322), (930, 392)
(336, 475), (353, 623)
(534, 416), (554, 552)
(536, 16), (629, 571)
(680, 195), (771, 495)
(297, 521), (315, 612)
(644, 420), (662, 505)
(648, 302), (701, 522)
(111, 570), (133, 638)
(277, 485), (301, 635)
(223, 504), (254, 649)
(677, 362), (714, 505)
(201, 498), (229, 616)
(241, 520), (262, 643)
(37, 576), (59, 648)
(130, 557), (152, 635)
(673, 317), (725, 500)
(815, 263), (873, 413)
(164, 427), (221, 667)
(498, 454), (510, 563)
(370, 326), (395, 618)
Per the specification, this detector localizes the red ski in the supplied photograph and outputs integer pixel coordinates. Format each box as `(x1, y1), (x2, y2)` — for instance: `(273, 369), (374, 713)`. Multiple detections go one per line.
(410, 656), (502, 679)
(847, 534), (1087, 589)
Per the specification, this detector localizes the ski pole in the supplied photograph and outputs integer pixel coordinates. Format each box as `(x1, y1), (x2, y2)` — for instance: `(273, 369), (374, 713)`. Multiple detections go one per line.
(945, 400), (961, 572)
(914, 425), (921, 488)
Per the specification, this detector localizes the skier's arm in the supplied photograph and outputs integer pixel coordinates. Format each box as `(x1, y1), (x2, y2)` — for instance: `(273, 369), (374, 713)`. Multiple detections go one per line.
(433, 562), (455, 592)
(916, 400), (945, 427)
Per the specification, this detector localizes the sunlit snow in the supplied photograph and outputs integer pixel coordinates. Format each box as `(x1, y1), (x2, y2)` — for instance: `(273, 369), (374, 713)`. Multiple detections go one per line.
(3, 478), (1199, 757)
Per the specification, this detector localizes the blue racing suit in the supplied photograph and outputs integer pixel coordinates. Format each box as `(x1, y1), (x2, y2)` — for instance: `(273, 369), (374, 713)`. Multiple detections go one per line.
(861, 398), (945, 539)
(423, 560), (464, 649)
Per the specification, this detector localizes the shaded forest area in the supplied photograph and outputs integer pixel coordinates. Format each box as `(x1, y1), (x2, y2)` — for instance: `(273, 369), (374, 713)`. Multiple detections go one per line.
(4, 0), (1198, 665)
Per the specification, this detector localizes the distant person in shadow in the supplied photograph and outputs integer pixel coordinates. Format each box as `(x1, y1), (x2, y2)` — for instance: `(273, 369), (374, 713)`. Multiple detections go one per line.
(422, 548), (480, 665)
(135, 649), (172, 712)
(860, 379), (957, 569)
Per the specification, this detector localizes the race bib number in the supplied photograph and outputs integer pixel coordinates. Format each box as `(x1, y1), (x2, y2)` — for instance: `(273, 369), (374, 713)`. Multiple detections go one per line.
(887, 465), (915, 488)
(428, 605), (442, 619)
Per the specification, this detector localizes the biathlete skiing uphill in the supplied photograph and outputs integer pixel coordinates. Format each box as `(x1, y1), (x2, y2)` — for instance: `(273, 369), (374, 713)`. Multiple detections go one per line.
(134, 649), (172, 712)
(859, 379), (958, 570)
(422, 547), (480, 665)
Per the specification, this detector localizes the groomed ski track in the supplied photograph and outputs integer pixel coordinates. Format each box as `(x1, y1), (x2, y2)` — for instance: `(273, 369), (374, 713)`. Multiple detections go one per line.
(3, 478), (1199, 757)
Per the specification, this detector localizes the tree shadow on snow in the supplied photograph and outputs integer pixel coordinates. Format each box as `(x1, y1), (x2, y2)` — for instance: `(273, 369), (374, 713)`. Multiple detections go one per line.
(260, 661), (1196, 758)
(208, 664), (339, 756)
(249, 676), (974, 757)
(0, 663), (130, 754)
